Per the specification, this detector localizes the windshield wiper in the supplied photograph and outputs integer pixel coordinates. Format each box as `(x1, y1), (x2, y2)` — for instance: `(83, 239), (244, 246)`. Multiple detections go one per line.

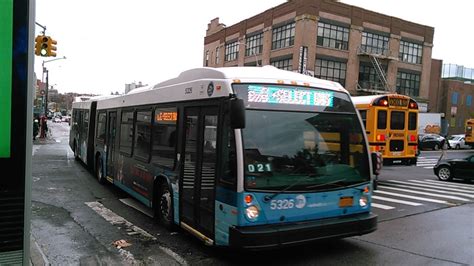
(262, 174), (321, 202)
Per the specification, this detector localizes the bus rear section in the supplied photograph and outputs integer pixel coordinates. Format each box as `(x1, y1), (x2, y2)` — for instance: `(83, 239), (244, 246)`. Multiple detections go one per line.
(466, 119), (474, 148)
(69, 100), (97, 169)
(353, 95), (418, 165)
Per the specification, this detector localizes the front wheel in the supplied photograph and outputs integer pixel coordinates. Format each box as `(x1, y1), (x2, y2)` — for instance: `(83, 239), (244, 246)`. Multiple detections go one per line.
(155, 183), (174, 229)
(437, 166), (452, 181)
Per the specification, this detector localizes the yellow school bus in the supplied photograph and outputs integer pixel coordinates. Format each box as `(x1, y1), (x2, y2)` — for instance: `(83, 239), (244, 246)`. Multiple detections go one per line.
(466, 118), (474, 148)
(352, 94), (419, 165)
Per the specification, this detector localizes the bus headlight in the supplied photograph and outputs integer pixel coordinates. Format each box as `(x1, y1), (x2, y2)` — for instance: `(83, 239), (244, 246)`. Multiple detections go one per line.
(245, 205), (259, 220)
(359, 196), (368, 207)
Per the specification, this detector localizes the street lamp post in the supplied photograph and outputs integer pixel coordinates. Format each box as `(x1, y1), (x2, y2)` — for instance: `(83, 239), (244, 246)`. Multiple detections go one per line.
(42, 56), (66, 116)
(40, 56), (66, 138)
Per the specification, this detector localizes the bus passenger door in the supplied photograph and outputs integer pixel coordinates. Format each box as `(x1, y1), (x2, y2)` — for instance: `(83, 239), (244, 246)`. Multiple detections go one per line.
(106, 111), (117, 178)
(180, 106), (218, 242)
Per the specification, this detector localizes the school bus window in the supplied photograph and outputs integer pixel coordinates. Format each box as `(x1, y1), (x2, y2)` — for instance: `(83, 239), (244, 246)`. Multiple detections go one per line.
(377, 110), (387, 129)
(390, 111), (405, 130)
(358, 110), (367, 128)
(408, 112), (417, 130)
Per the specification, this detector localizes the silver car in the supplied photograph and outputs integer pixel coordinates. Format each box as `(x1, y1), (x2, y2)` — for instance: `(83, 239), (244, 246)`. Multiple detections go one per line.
(447, 134), (470, 149)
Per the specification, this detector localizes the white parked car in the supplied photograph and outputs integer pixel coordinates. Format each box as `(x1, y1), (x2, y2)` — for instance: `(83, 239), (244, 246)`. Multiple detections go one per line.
(447, 134), (470, 149)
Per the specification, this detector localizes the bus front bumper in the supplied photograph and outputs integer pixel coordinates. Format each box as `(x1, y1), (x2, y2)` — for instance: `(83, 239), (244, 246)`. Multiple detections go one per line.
(229, 212), (377, 249)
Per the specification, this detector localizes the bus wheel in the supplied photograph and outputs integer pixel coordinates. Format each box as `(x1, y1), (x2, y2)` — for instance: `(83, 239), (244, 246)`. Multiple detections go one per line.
(156, 183), (174, 229)
(73, 142), (79, 160)
(95, 157), (105, 184)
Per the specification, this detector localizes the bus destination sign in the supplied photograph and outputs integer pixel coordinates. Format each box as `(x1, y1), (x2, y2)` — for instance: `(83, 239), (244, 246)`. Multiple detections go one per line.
(247, 85), (334, 107)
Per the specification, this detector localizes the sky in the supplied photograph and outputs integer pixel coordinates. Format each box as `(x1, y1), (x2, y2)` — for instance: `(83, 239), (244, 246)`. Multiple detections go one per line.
(34, 0), (474, 95)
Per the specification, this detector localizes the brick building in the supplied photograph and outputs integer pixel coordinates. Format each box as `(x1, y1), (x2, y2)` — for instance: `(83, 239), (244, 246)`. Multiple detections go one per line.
(203, 0), (434, 104)
(429, 60), (474, 135)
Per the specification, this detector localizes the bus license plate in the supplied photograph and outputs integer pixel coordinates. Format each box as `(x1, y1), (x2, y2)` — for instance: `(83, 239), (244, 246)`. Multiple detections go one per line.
(339, 197), (353, 207)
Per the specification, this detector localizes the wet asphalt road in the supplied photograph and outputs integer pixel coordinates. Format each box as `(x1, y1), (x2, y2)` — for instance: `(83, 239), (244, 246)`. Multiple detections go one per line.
(31, 121), (474, 265)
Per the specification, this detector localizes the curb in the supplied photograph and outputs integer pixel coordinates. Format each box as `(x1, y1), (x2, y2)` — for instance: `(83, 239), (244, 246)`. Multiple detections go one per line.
(30, 235), (49, 266)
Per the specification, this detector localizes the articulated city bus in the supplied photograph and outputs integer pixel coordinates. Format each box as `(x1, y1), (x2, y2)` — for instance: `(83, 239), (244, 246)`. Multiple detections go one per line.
(70, 66), (379, 249)
(466, 118), (474, 148)
(70, 95), (115, 168)
(352, 94), (419, 165)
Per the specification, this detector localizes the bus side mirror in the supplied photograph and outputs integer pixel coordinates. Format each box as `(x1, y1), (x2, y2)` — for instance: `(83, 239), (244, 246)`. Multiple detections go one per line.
(230, 98), (245, 129)
(371, 152), (382, 176)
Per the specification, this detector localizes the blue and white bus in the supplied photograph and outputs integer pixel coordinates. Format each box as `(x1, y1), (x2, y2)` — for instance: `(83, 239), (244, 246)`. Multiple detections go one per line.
(70, 66), (379, 249)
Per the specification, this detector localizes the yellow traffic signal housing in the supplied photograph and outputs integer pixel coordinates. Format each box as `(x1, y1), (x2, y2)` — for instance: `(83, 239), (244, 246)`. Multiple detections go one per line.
(34, 35), (48, 56)
(47, 37), (57, 57)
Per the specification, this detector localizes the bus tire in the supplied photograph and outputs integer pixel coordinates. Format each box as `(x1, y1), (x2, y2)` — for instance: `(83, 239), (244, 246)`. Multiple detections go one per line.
(73, 141), (79, 160)
(95, 156), (105, 184)
(155, 182), (174, 230)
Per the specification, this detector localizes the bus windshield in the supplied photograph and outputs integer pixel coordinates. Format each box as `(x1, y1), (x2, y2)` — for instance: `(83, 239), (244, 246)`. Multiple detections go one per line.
(234, 84), (370, 192)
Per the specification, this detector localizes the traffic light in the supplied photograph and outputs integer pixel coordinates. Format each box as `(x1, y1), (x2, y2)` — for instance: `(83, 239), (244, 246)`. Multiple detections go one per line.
(47, 37), (57, 57)
(34, 35), (48, 56)
(34, 35), (57, 57)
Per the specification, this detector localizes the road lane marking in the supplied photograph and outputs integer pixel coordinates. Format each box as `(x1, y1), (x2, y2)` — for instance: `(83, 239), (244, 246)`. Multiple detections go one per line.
(382, 183), (474, 199)
(420, 179), (474, 190)
(372, 195), (422, 206)
(374, 190), (450, 204)
(371, 203), (395, 210)
(388, 180), (474, 194)
(85, 201), (187, 265)
(377, 186), (471, 201)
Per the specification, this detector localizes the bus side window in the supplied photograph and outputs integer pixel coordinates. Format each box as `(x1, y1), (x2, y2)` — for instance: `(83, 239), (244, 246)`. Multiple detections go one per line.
(377, 110), (387, 129)
(152, 107), (178, 169)
(119, 110), (134, 156)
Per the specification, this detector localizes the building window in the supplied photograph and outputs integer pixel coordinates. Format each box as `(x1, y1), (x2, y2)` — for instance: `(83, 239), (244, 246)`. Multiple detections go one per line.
(271, 57), (293, 71)
(134, 110), (152, 161)
(396, 71), (420, 97)
(245, 33), (263, 56)
(215, 47), (220, 64)
(152, 107), (178, 169)
(467, 95), (472, 106)
(315, 58), (347, 86)
(399, 40), (423, 64)
(272, 22), (295, 50)
(225, 41), (239, 62)
(120, 110), (134, 156)
(317, 21), (349, 50)
(358, 63), (387, 91)
(361, 31), (389, 55)
(451, 92), (459, 105)
(205, 50), (209, 66)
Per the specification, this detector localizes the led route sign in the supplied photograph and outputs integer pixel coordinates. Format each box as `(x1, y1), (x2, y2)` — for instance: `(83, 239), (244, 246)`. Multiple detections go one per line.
(247, 85), (334, 107)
